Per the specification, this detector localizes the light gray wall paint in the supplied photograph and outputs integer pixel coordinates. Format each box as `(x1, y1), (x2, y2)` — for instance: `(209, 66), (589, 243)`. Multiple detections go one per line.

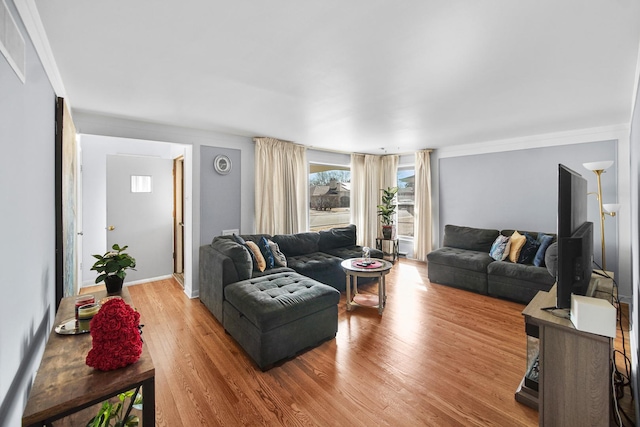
(73, 112), (256, 297)
(437, 140), (621, 292)
(80, 135), (180, 286)
(0, 1), (56, 425)
(106, 155), (174, 282)
(200, 146), (242, 244)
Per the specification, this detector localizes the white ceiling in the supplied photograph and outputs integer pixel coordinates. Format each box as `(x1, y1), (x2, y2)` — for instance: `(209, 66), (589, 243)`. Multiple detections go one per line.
(33, 1), (640, 154)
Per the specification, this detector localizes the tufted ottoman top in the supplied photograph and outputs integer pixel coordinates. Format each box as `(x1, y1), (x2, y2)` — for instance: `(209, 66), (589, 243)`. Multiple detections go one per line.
(224, 272), (340, 332)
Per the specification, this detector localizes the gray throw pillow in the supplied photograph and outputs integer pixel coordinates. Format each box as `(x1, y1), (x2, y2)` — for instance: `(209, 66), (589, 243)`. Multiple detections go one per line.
(267, 239), (287, 267)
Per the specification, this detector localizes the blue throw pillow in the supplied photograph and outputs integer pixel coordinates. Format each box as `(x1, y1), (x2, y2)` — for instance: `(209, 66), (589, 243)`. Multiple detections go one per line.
(533, 233), (554, 267)
(518, 233), (540, 264)
(258, 237), (275, 269)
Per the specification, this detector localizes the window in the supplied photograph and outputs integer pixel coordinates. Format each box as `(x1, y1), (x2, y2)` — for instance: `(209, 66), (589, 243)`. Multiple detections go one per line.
(309, 163), (351, 231)
(131, 175), (152, 193)
(397, 167), (415, 237)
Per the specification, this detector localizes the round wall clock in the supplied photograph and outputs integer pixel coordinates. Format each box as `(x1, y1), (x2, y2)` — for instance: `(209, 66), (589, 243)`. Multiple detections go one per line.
(214, 155), (232, 175)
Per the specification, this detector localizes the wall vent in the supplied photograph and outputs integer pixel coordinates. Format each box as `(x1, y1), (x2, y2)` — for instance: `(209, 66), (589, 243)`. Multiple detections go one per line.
(0, 0), (25, 83)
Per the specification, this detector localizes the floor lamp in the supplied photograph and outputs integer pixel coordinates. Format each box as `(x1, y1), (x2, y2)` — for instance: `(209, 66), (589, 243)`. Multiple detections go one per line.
(582, 161), (620, 271)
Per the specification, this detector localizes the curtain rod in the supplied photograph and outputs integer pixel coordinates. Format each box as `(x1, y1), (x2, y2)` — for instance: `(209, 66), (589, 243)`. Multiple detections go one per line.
(252, 136), (434, 156)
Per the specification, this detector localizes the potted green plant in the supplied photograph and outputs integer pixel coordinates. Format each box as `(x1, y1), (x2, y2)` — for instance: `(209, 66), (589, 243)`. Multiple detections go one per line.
(87, 389), (142, 427)
(377, 186), (398, 239)
(91, 244), (136, 294)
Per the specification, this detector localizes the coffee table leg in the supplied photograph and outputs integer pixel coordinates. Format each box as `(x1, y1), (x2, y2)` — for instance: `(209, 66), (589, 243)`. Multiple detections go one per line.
(346, 273), (352, 311)
(378, 275), (385, 315)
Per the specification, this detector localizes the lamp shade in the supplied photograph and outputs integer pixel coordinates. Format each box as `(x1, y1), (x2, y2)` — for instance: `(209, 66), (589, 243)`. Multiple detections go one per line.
(583, 161), (614, 171)
(603, 203), (621, 214)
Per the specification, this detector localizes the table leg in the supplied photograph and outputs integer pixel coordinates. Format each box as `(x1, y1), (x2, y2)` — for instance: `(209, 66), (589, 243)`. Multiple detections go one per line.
(378, 275), (385, 315)
(143, 376), (155, 427)
(346, 273), (352, 311)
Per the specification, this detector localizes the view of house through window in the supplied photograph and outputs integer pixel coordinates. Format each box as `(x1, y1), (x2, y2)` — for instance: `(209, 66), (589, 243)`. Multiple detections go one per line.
(397, 167), (415, 237)
(309, 163), (351, 231)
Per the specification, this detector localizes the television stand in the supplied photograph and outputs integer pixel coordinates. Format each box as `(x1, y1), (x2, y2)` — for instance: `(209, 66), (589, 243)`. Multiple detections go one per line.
(515, 272), (614, 426)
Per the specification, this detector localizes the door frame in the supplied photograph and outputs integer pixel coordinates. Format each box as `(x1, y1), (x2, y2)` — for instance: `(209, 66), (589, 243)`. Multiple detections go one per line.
(173, 156), (185, 279)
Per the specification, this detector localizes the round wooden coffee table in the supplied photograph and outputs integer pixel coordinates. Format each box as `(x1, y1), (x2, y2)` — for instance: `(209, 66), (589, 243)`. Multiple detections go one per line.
(341, 258), (393, 315)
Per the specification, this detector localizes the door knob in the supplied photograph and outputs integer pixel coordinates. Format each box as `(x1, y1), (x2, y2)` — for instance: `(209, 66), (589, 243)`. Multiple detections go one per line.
(107, 225), (116, 231)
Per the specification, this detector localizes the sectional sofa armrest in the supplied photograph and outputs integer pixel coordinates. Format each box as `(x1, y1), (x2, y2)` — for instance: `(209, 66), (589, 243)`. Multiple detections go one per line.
(199, 244), (239, 323)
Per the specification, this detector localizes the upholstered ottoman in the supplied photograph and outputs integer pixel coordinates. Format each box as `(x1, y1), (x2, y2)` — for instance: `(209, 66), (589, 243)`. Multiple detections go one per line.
(222, 271), (340, 370)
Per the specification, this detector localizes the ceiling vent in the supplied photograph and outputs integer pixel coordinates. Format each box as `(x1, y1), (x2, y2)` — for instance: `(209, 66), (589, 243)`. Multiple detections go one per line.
(0, 0), (25, 83)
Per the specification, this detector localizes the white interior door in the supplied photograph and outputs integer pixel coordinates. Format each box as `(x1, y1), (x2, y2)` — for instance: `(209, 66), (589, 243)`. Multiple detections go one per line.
(107, 155), (173, 283)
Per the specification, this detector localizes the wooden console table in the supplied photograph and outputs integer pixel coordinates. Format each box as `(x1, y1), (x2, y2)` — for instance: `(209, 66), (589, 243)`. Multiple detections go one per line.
(516, 274), (614, 426)
(22, 287), (155, 426)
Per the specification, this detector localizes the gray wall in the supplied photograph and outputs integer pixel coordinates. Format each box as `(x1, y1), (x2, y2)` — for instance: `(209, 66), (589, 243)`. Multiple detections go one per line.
(0, 1), (56, 425)
(200, 146), (242, 244)
(81, 135), (182, 286)
(74, 111), (256, 297)
(437, 139), (620, 291)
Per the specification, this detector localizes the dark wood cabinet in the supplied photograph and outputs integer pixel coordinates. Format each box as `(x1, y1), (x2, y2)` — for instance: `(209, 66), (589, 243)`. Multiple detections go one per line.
(516, 274), (614, 426)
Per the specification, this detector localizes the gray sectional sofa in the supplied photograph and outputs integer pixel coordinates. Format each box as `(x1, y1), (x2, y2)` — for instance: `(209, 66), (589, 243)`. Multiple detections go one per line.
(199, 224), (382, 369)
(427, 225), (557, 304)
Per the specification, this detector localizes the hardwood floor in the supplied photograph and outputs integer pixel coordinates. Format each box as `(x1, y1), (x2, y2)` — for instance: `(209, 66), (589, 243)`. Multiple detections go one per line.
(71, 259), (633, 426)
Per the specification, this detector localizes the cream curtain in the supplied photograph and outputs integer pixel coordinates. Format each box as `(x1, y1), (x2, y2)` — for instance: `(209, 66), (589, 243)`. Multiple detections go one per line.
(351, 153), (398, 247)
(254, 137), (307, 235)
(413, 150), (433, 261)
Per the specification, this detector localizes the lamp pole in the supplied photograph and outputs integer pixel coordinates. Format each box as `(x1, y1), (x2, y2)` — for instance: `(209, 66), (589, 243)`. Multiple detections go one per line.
(584, 160), (617, 273)
(593, 168), (607, 271)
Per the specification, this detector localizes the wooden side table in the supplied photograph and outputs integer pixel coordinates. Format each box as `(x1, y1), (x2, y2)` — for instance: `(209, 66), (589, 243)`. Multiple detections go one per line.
(516, 273), (614, 426)
(22, 287), (155, 426)
(376, 237), (399, 262)
(341, 258), (393, 315)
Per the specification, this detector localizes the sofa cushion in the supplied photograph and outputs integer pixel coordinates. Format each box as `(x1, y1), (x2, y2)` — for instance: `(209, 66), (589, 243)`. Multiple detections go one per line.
(210, 237), (252, 281)
(508, 231), (526, 263)
(286, 252), (343, 276)
(487, 261), (555, 286)
(443, 225), (499, 252)
(545, 242), (559, 278)
(245, 241), (267, 272)
(323, 245), (384, 260)
(517, 233), (540, 264)
(267, 239), (287, 267)
(258, 237), (275, 269)
(533, 233), (555, 267)
(489, 235), (511, 261)
(319, 224), (357, 251)
(272, 232), (320, 256)
(224, 272), (340, 332)
(427, 247), (494, 273)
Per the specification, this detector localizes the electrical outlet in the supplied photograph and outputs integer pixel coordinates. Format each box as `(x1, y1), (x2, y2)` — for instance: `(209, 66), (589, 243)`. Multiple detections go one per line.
(222, 229), (239, 236)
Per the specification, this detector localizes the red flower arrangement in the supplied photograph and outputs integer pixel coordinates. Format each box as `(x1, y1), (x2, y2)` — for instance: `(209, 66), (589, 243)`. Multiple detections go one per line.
(86, 298), (143, 371)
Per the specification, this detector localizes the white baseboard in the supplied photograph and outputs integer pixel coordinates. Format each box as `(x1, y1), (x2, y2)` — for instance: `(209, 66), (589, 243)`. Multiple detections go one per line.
(80, 274), (174, 289)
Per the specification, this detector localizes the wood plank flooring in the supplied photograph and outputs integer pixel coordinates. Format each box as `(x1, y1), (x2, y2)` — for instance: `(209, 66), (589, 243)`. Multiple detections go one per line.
(69, 258), (634, 426)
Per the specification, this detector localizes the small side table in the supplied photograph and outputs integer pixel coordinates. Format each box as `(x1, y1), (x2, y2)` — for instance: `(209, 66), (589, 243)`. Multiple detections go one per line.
(22, 288), (155, 427)
(376, 237), (399, 262)
(341, 258), (393, 315)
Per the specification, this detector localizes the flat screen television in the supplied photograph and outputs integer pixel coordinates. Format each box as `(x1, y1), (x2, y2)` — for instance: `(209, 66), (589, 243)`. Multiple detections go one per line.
(556, 164), (594, 309)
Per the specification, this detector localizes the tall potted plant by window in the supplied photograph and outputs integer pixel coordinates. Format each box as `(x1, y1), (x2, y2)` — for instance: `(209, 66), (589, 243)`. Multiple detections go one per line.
(377, 186), (398, 239)
(91, 244), (136, 294)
